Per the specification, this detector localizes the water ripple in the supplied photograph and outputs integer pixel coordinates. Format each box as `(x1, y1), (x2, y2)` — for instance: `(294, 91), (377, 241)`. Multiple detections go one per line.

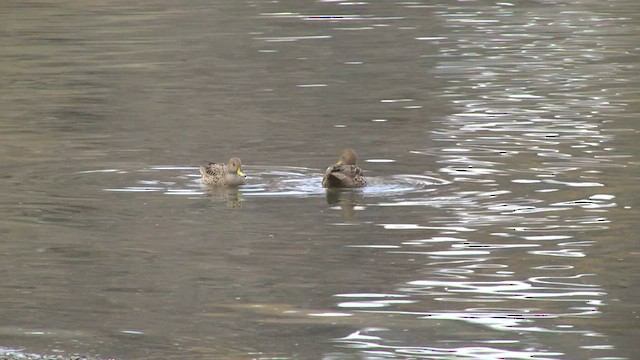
(87, 165), (448, 199)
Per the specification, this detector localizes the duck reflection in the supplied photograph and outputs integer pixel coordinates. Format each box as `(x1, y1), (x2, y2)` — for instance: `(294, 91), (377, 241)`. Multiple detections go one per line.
(204, 186), (243, 208)
(325, 188), (365, 219)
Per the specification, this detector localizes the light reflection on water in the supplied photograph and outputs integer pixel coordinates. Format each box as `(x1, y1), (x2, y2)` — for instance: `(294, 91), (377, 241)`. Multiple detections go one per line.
(94, 165), (448, 199)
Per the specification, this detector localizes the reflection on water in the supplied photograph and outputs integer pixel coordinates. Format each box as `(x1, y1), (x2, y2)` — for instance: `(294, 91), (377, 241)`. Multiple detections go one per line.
(1, 0), (640, 359)
(93, 165), (446, 199)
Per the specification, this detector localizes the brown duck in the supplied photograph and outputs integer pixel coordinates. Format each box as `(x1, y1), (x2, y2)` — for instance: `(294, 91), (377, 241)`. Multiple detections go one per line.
(322, 148), (367, 188)
(200, 157), (246, 186)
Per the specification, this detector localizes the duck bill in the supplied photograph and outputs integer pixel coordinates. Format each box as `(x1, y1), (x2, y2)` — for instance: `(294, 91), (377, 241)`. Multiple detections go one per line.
(237, 168), (246, 177)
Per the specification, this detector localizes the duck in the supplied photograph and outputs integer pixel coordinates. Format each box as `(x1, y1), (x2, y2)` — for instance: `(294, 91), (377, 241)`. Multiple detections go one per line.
(322, 148), (367, 188)
(200, 157), (246, 186)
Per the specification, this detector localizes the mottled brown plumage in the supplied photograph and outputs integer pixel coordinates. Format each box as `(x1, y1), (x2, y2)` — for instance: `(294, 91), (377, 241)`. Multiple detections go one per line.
(322, 149), (367, 188)
(200, 157), (246, 186)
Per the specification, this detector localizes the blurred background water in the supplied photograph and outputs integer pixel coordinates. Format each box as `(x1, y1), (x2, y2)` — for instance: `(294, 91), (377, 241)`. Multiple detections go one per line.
(1, 0), (639, 359)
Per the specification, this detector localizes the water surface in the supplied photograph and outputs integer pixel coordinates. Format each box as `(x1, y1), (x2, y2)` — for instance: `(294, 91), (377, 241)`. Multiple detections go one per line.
(1, 0), (639, 359)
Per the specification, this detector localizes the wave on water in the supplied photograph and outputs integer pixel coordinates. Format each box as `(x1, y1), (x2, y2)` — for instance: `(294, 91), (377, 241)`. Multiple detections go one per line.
(84, 165), (449, 198)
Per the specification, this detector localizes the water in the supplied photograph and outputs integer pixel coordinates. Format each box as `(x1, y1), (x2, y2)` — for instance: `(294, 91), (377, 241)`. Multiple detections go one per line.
(1, 0), (639, 359)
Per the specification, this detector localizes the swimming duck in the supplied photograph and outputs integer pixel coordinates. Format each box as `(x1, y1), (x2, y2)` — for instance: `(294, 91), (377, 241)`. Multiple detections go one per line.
(322, 148), (367, 188)
(200, 157), (246, 186)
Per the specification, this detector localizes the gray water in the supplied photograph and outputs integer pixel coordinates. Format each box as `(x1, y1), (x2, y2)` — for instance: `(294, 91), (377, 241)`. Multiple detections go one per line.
(1, 0), (640, 359)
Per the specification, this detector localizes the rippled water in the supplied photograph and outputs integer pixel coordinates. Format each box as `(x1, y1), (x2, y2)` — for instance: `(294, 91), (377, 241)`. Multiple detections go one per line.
(90, 165), (445, 198)
(1, 0), (640, 359)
